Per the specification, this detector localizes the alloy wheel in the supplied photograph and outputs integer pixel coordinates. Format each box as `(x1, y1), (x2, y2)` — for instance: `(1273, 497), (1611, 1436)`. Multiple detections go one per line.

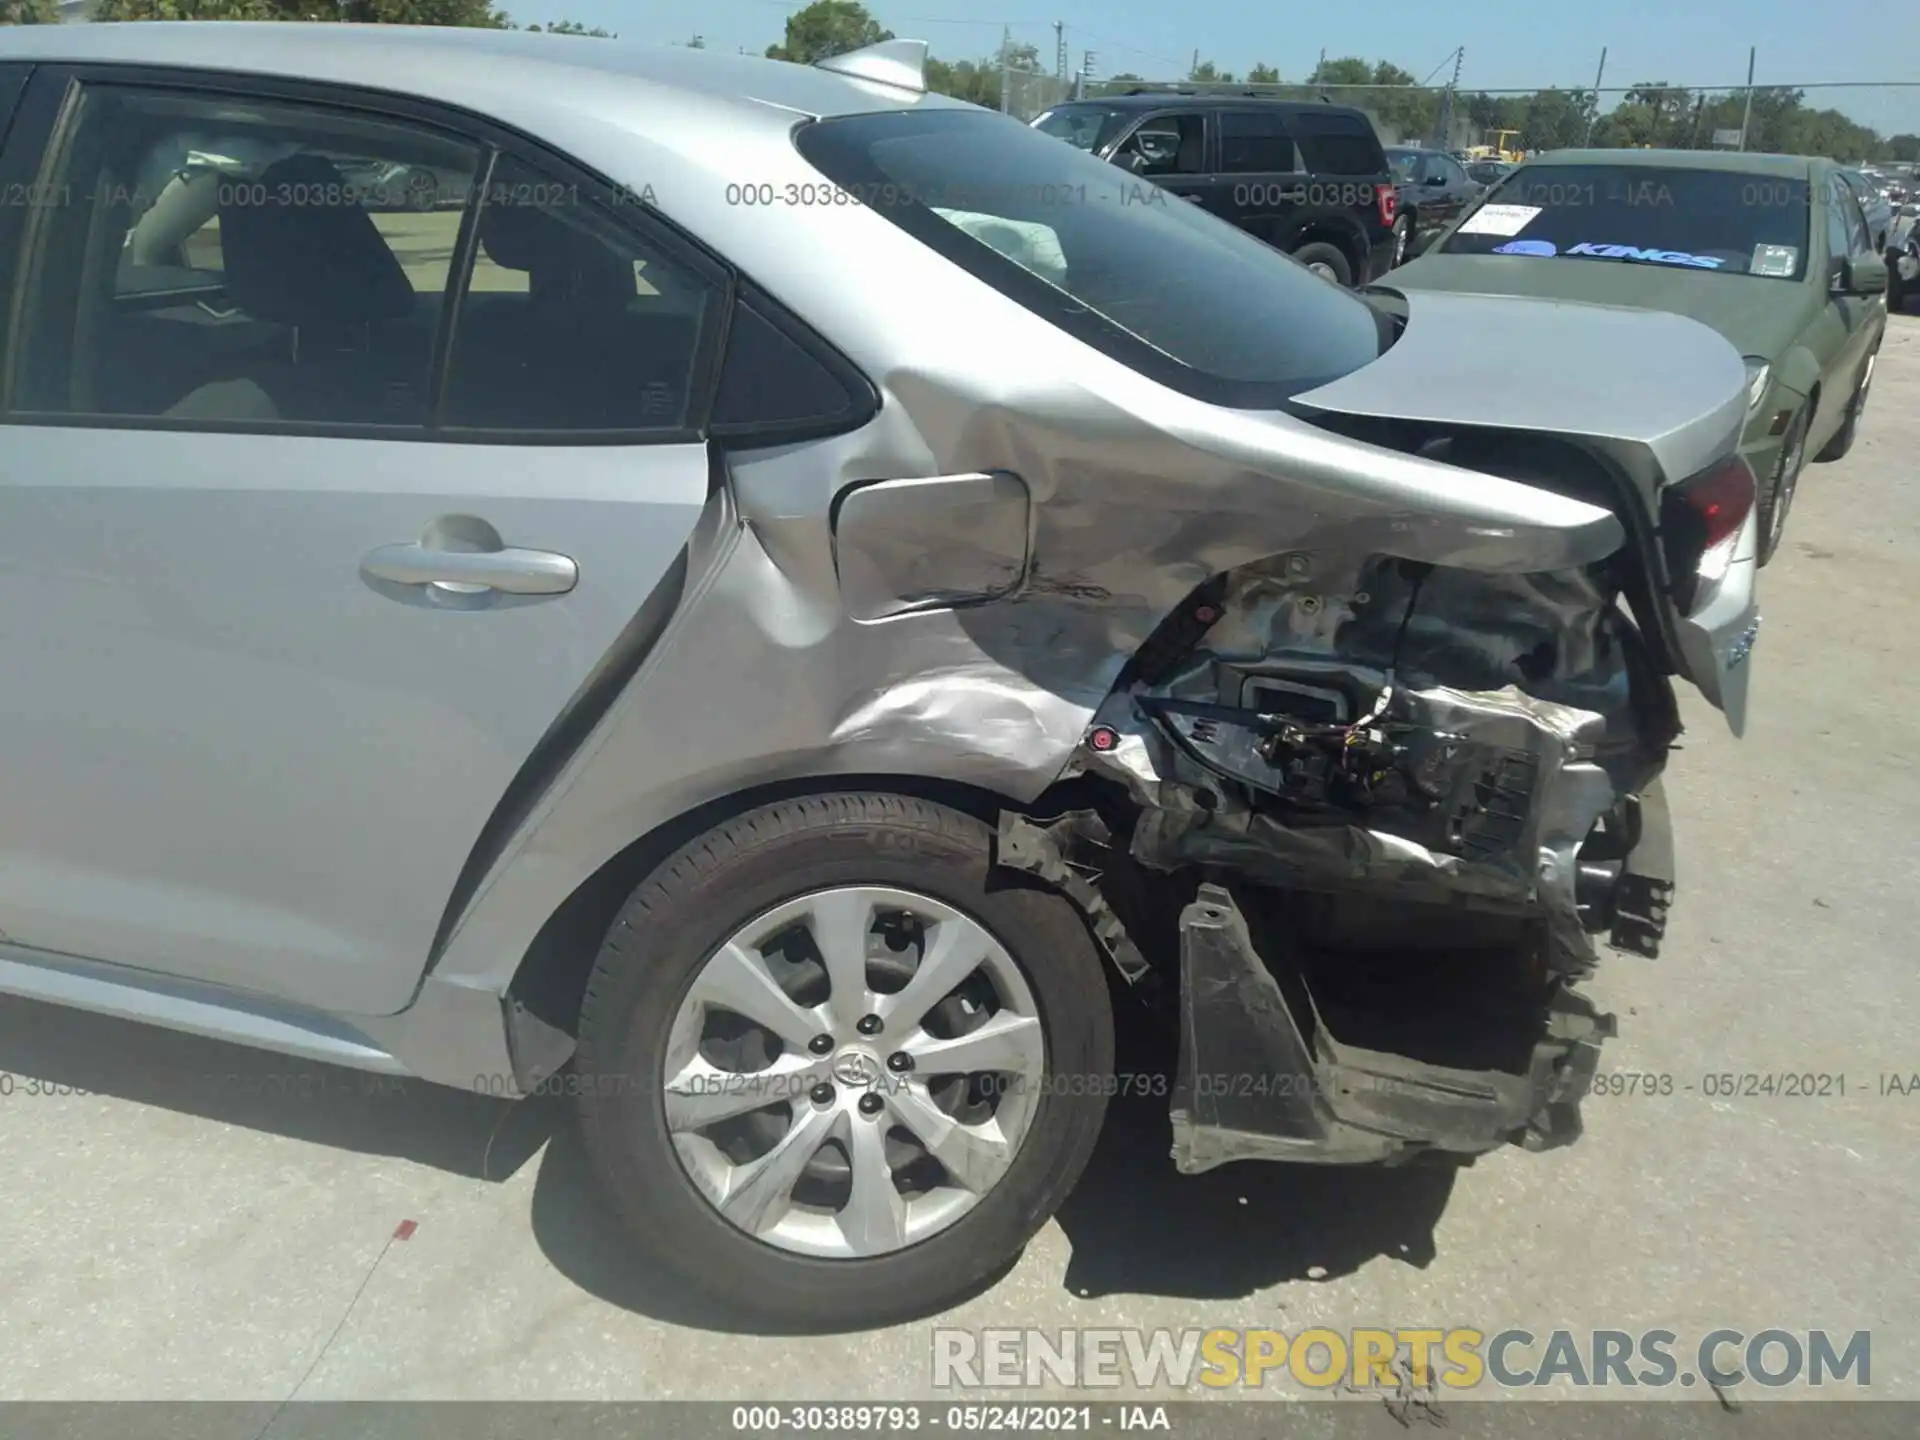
(662, 885), (1046, 1259)
(1767, 416), (1807, 556)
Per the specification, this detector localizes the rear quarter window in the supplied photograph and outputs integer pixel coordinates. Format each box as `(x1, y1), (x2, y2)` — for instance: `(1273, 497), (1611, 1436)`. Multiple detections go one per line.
(1289, 112), (1388, 177)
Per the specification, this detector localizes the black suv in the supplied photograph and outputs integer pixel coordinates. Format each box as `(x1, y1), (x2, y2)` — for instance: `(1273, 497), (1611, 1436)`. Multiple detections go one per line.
(1031, 94), (1398, 286)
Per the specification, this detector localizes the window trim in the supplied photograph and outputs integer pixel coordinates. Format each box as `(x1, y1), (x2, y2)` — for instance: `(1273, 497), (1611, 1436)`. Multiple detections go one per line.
(708, 278), (881, 446)
(0, 62), (746, 447)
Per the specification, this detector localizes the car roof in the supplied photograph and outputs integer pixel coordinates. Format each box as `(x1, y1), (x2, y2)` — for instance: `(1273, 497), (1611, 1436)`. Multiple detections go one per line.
(0, 21), (973, 130)
(1519, 147), (1822, 180)
(1049, 92), (1371, 117)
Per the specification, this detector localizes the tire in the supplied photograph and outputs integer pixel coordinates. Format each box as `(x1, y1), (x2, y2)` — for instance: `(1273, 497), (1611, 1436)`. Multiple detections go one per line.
(407, 170), (439, 212)
(1293, 240), (1354, 286)
(1390, 215), (1413, 268)
(574, 792), (1115, 1328)
(1814, 352), (1876, 464)
(1757, 403), (1809, 567)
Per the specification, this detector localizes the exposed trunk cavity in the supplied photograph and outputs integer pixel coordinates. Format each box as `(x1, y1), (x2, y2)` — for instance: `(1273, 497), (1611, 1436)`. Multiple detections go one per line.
(1007, 541), (1680, 1171)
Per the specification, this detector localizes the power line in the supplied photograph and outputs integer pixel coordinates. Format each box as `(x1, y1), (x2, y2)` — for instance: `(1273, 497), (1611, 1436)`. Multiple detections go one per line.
(1062, 25), (1181, 72)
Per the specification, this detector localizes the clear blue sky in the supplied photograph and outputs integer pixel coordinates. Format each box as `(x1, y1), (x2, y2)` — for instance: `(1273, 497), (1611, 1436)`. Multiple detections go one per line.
(514, 0), (1920, 136)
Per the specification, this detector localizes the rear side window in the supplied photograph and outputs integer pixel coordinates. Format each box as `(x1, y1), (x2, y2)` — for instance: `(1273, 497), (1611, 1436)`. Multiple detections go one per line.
(709, 288), (876, 442)
(1219, 111), (1297, 174)
(795, 109), (1386, 408)
(440, 153), (722, 432)
(1290, 112), (1387, 177)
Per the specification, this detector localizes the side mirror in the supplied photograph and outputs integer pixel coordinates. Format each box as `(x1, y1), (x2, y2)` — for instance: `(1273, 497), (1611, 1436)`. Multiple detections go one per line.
(1847, 253), (1889, 296)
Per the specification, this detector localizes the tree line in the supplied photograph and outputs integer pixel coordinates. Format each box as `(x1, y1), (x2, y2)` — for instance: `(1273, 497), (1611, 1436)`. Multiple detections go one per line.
(766, 3), (1916, 164)
(1, 0), (610, 33)
(5, 0), (1913, 164)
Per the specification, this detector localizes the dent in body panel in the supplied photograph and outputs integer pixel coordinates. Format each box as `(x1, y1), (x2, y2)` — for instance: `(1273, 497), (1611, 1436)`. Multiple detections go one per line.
(428, 358), (1640, 1002)
(832, 470), (1030, 621)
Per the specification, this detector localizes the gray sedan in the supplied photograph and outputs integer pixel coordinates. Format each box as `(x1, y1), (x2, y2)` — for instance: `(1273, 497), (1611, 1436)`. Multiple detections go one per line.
(0, 23), (1759, 1327)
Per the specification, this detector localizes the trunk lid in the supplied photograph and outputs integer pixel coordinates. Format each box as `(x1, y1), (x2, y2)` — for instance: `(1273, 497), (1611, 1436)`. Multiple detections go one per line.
(1294, 287), (1756, 734)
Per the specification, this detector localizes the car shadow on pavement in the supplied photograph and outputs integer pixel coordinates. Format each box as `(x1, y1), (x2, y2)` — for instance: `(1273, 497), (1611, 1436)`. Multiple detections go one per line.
(0, 995), (556, 1181)
(1051, 1089), (1456, 1301)
(2, 992), (1456, 1336)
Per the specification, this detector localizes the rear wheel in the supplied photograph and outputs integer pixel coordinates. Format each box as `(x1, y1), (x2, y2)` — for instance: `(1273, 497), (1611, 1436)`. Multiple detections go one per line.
(1390, 215), (1413, 267)
(1293, 240), (1353, 286)
(1758, 404), (1809, 566)
(574, 793), (1114, 1327)
(1815, 352), (1876, 464)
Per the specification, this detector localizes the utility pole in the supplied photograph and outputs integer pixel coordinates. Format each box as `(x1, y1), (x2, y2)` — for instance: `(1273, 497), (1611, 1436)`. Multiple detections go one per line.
(1054, 21), (1067, 83)
(1191, 47), (1199, 79)
(1076, 50), (1096, 100)
(1317, 47), (1325, 76)
(1434, 45), (1463, 150)
(1583, 46), (1607, 145)
(1737, 46), (1757, 151)
(1000, 25), (1014, 115)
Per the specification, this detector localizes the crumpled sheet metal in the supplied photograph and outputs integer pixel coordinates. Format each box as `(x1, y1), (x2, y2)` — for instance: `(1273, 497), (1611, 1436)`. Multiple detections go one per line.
(426, 290), (1641, 996)
(1096, 682), (1610, 893)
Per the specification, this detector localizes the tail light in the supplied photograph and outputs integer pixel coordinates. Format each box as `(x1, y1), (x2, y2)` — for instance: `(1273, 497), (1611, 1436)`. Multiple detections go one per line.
(1377, 185), (1398, 227)
(1659, 452), (1756, 610)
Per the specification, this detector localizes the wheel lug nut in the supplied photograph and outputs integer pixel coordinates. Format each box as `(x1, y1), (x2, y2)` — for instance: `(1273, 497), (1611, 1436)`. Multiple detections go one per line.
(810, 1083), (835, 1106)
(857, 1093), (884, 1116)
(887, 1052), (913, 1073)
(856, 1014), (883, 1036)
(808, 1034), (834, 1055)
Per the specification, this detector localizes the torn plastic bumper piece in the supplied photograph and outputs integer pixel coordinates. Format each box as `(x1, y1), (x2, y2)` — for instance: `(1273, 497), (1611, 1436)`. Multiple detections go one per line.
(1169, 883), (1615, 1175)
(1607, 780), (1676, 959)
(996, 811), (1154, 988)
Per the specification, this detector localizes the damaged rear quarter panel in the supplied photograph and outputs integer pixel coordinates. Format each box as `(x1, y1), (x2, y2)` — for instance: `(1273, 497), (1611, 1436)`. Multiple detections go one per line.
(424, 214), (1649, 998)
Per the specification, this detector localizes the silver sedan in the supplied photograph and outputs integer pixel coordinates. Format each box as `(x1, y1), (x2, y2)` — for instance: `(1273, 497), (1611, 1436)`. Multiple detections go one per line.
(0, 22), (1759, 1327)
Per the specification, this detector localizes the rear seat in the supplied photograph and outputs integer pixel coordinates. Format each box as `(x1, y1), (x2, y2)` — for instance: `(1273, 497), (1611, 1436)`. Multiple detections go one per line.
(162, 153), (427, 424)
(441, 198), (698, 429)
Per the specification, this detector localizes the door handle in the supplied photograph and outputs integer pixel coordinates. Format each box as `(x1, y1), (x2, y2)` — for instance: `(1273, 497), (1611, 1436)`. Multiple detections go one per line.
(361, 542), (578, 595)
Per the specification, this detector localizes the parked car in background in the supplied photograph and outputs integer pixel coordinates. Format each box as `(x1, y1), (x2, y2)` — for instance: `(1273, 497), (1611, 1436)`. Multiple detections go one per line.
(332, 155), (460, 211)
(1839, 167), (1893, 250)
(1031, 93), (1397, 285)
(1385, 145), (1482, 265)
(1888, 203), (1919, 312)
(1386, 149), (1887, 565)
(1465, 157), (1514, 186)
(1, 26), (1763, 1329)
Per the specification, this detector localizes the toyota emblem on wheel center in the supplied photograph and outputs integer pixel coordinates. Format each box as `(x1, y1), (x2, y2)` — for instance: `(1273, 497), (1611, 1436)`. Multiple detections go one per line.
(830, 1051), (882, 1086)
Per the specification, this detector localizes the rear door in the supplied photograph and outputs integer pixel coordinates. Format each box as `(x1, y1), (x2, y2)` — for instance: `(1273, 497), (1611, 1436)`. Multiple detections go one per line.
(1288, 108), (1392, 264)
(0, 67), (724, 1017)
(1215, 107), (1305, 248)
(1428, 153), (1477, 226)
(1811, 174), (1878, 443)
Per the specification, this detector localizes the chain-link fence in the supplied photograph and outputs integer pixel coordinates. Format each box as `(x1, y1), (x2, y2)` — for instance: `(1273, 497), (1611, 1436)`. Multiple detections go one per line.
(1000, 70), (1074, 123)
(1005, 76), (1920, 169)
